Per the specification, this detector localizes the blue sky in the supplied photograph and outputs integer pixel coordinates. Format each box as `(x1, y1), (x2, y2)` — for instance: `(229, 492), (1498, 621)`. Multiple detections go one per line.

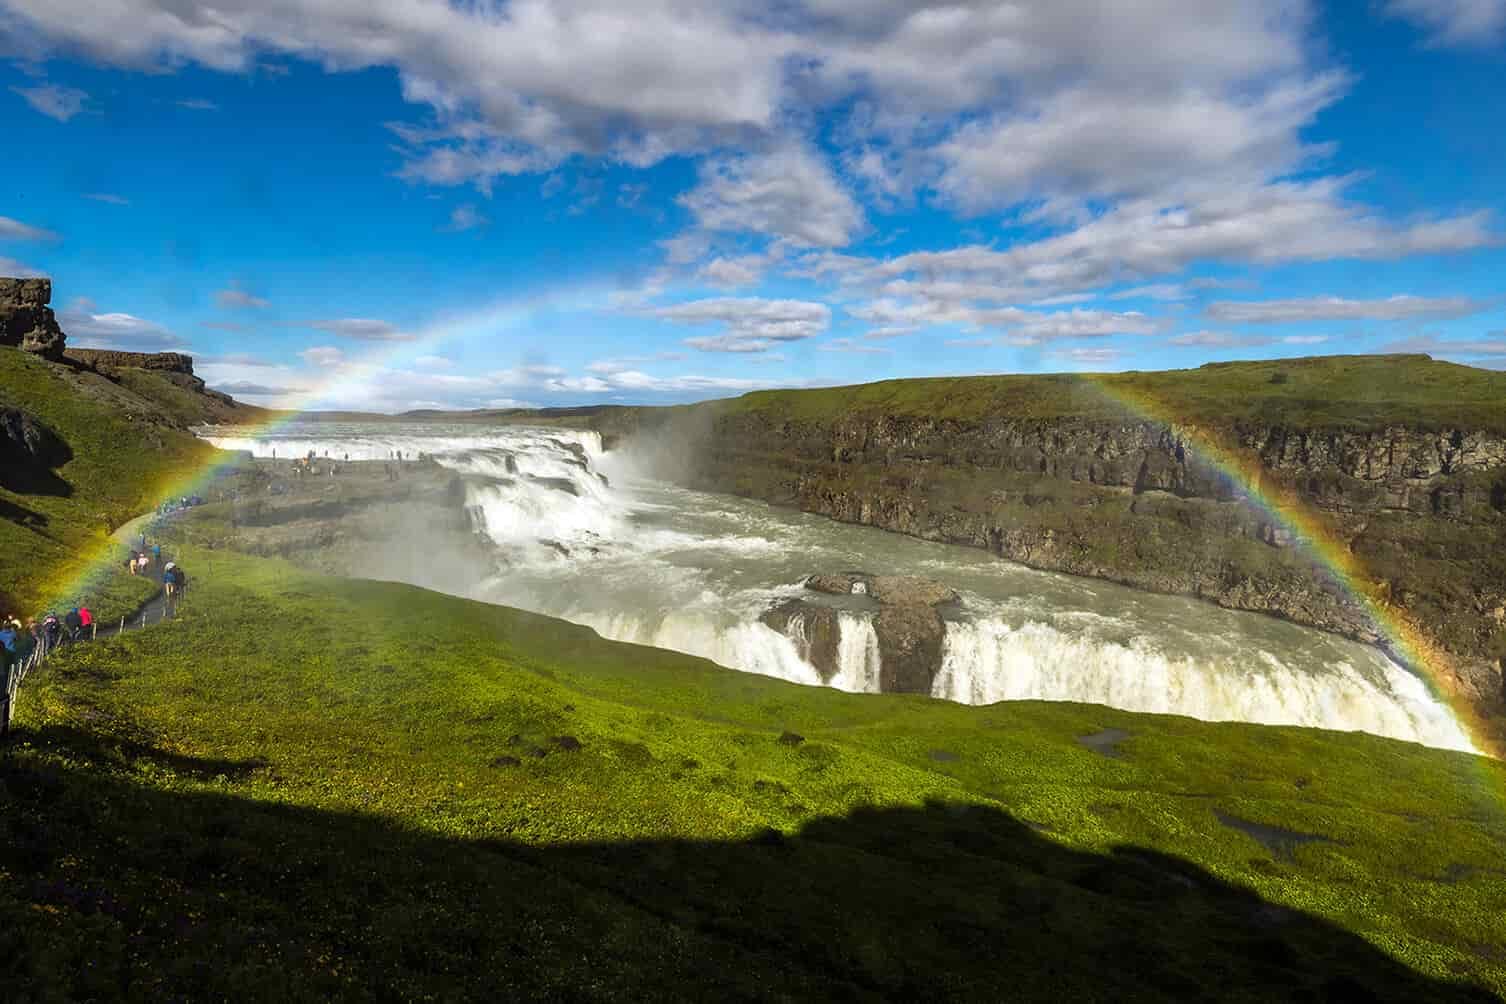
(1, 0), (1503, 412)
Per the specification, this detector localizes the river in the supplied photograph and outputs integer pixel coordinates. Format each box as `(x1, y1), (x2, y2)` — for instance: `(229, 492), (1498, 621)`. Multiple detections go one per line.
(201, 421), (1474, 753)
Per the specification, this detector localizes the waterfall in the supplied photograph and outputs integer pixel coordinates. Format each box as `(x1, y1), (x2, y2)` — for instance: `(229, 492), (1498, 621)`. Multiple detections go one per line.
(828, 612), (882, 693)
(933, 617), (1474, 752)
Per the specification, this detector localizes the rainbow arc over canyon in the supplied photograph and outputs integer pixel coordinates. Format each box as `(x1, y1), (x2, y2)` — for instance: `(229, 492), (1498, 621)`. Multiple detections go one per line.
(35, 330), (1501, 761)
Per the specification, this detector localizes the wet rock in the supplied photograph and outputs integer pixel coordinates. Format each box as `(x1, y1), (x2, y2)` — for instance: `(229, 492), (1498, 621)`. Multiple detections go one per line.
(760, 599), (843, 681)
(777, 731), (805, 747)
(551, 735), (582, 752)
(0, 276), (67, 360)
(804, 572), (958, 607)
(874, 602), (945, 694)
(489, 755), (522, 768)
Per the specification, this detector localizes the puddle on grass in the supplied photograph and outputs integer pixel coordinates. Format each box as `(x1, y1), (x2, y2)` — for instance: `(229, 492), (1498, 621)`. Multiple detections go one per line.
(1077, 728), (1131, 759)
(1214, 810), (1334, 861)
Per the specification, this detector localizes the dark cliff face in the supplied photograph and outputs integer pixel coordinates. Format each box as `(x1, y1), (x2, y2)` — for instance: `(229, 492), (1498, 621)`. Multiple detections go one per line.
(0, 277), (67, 360)
(599, 406), (1506, 731)
(65, 349), (196, 374)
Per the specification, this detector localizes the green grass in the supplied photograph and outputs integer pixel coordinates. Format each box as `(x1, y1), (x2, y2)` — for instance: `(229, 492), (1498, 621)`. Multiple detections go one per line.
(3, 543), (1504, 1000)
(708, 354), (1506, 432)
(0, 348), (221, 621)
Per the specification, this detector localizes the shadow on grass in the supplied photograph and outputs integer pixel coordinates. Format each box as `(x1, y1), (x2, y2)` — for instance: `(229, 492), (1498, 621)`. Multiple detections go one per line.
(0, 741), (1495, 1002)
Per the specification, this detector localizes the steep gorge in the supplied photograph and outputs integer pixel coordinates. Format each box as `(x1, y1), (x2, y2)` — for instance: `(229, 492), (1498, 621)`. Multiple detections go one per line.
(590, 358), (1506, 739)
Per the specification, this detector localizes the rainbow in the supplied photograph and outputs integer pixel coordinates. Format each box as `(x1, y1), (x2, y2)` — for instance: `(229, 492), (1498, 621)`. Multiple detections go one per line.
(33, 321), (1501, 760)
(36, 285), (601, 623)
(1088, 374), (1499, 760)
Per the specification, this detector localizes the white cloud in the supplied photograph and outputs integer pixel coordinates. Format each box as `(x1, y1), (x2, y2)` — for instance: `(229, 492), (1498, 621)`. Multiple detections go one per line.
(0, 215), (60, 242)
(442, 204), (488, 232)
(1386, 0), (1506, 46)
(216, 286), (271, 309)
(414, 355), (453, 369)
(652, 297), (831, 353)
(83, 192), (130, 205)
(0, 256), (48, 278)
(299, 345), (345, 367)
(826, 177), (1493, 308)
(308, 317), (414, 341)
(696, 255), (767, 288)
(57, 306), (184, 350)
(849, 300), (1159, 342)
(10, 83), (87, 122)
(214, 380), (306, 396)
(936, 74), (1345, 215)
(176, 97), (219, 110)
(679, 147), (864, 248)
(1282, 334), (1330, 345)
(1207, 295), (1483, 323)
(1108, 284), (1188, 302)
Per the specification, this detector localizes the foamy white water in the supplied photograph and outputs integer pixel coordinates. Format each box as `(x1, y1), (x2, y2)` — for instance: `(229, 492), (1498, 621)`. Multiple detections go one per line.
(202, 421), (1476, 753)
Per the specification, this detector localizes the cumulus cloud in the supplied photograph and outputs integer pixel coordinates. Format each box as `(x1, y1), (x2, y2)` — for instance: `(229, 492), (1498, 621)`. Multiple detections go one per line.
(1386, 0), (1506, 46)
(696, 255), (767, 288)
(83, 192), (130, 205)
(1207, 295), (1483, 323)
(1053, 347), (1121, 365)
(10, 83), (87, 122)
(849, 300), (1159, 343)
(57, 306), (184, 350)
(308, 318), (414, 341)
(679, 147), (864, 249)
(1169, 330), (1269, 347)
(0, 215), (60, 242)
(652, 297), (831, 353)
(936, 74), (1346, 215)
(213, 380), (307, 396)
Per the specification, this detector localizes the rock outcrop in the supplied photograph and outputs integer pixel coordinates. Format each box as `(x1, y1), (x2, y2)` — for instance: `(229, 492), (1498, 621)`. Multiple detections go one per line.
(762, 573), (958, 693)
(65, 349), (195, 374)
(0, 277), (66, 360)
(597, 369), (1506, 740)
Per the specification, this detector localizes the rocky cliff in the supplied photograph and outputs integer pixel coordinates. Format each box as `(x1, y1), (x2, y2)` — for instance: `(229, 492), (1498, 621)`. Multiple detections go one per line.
(65, 349), (195, 374)
(593, 357), (1506, 742)
(0, 277), (67, 360)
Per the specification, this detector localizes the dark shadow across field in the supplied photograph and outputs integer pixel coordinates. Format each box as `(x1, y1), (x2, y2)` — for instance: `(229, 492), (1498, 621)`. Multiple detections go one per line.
(0, 737), (1494, 1003)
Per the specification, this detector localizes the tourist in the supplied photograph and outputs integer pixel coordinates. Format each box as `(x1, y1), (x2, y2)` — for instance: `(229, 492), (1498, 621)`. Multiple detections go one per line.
(0, 619), (16, 656)
(63, 608), (82, 641)
(152, 543), (163, 567)
(78, 606), (92, 636)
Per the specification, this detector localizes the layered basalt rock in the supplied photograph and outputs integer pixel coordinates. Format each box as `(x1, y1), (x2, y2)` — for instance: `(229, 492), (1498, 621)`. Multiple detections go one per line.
(598, 391), (1506, 740)
(0, 277), (67, 360)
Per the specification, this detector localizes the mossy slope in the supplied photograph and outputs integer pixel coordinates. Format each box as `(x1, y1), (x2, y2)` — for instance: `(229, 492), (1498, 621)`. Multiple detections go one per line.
(3, 544), (1503, 1000)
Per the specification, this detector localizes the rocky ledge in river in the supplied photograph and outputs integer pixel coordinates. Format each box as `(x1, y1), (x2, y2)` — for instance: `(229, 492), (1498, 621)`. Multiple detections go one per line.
(762, 573), (960, 693)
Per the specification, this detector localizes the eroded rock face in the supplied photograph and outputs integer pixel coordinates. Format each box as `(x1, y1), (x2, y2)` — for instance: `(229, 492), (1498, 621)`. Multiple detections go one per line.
(65, 349), (195, 374)
(763, 572), (959, 694)
(0, 277), (67, 360)
(761, 599), (843, 681)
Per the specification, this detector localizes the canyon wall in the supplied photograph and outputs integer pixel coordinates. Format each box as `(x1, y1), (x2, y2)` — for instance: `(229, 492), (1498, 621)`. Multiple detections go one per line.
(593, 377), (1506, 736)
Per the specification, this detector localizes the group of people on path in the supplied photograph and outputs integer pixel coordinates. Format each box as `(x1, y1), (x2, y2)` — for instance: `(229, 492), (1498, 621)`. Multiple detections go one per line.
(0, 606), (93, 673)
(127, 532), (189, 600)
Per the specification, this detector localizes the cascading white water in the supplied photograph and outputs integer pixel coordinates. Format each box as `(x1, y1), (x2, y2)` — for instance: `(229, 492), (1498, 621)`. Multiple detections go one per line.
(199, 421), (1479, 754)
(933, 618), (1472, 751)
(828, 612), (883, 694)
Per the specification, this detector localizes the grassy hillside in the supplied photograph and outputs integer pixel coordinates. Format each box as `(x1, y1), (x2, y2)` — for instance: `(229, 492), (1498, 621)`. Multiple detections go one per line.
(2, 542), (1503, 1000)
(0, 348), (226, 621)
(711, 354), (1506, 432)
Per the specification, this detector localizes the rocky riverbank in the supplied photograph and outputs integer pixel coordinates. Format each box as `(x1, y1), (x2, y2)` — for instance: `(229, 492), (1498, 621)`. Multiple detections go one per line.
(590, 358), (1506, 743)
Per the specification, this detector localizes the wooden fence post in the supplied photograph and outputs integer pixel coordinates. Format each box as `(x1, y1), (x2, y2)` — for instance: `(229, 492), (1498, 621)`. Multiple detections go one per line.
(120, 616), (125, 634)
